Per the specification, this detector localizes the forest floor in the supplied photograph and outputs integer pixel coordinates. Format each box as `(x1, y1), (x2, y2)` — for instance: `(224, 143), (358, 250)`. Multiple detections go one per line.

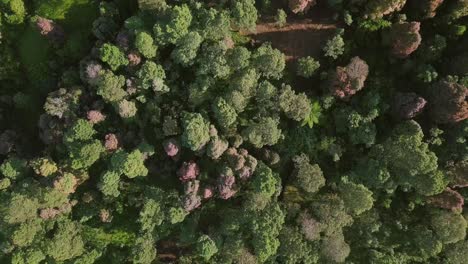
(247, 5), (339, 61)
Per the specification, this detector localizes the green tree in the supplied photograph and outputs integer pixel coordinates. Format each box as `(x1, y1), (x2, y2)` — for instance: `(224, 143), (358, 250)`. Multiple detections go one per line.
(1, 0), (26, 25)
(3, 194), (39, 224)
(99, 43), (128, 71)
(45, 220), (85, 262)
(181, 112), (211, 151)
(68, 140), (104, 169)
(96, 71), (127, 103)
(291, 154), (325, 194)
(11, 248), (45, 264)
(320, 232), (350, 263)
(171, 31), (203, 66)
(135, 31), (157, 59)
(231, 0), (258, 31)
(153, 4), (192, 45)
(323, 33), (345, 59)
(212, 97), (237, 129)
(430, 209), (467, 244)
(277, 227), (319, 264)
(131, 233), (157, 264)
(297, 56), (320, 78)
(444, 240), (468, 264)
(242, 117), (282, 148)
(136, 61), (166, 90)
(279, 85), (312, 122)
(64, 119), (96, 144)
(196, 235), (218, 261)
(275, 9), (287, 28)
(338, 179), (373, 216)
(98, 171), (120, 197)
(251, 203), (285, 263)
(30, 157), (57, 177)
(0, 157), (28, 180)
(227, 46), (251, 71)
(251, 162), (279, 198)
(11, 219), (42, 247)
(110, 150), (148, 178)
(251, 43), (285, 80)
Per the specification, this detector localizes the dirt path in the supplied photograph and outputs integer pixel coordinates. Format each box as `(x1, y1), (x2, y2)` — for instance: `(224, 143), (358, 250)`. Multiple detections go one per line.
(250, 19), (337, 60)
(247, 5), (339, 61)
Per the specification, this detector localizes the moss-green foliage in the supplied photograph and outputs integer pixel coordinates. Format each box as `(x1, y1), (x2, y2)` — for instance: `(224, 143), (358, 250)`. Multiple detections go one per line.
(135, 31), (157, 59)
(430, 210), (467, 245)
(0, 157), (28, 180)
(242, 117), (282, 148)
(110, 149), (148, 178)
(45, 220), (85, 261)
(212, 97), (237, 129)
(181, 112), (211, 151)
(196, 235), (218, 261)
(96, 71), (127, 103)
(297, 56), (320, 78)
(99, 43), (128, 71)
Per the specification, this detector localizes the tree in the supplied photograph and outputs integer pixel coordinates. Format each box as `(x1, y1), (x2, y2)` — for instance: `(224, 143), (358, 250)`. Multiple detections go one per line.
(195, 8), (230, 41)
(196, 235), (218, 261)
(242, 117), (282, 148)
(136, 61), (166, 90)
(131, 233), (157, 264)
(11, 219), (42, 247)
(291, 154), (325, 194)
(328, 56), (369, 100)
(11, 248), (45, 264)
(277, 227), (319, 264)
(297, 56), (320, 78)
(250, 162), (279, 199)
(212, 97), (237, 129)
(196, 42), (230, 79)
(338, 179), (373, 216)
(392, 92), (427, 119)
(181, 112), (210, 151)
(68, 140), (104, 169)
(171, 31), (203, 66)
(427, 80), (467, 124)
(430, 209), (467, 244)
(99, 43), (128, 70)
(275, 9), (287, 28)
(64, 119), (96, 144)
(135, 31), (157, 59)
(251, 43), (285, 80)
(227, 46), (251, 71)
(279, 85), (312, 122)
(98, 171), (121, 197)
(1, 0), (26, 25)
(153, 4), (192, 45)
(231, 0), (258, 31)
(320, 232), (350, 263)
(3, 194), (39, 224)
(110, 150), (148, 178)
(250, 203), (285, 262)
(364, 0), (407, 19)
(289, 0), (317, 14)
(444, 240), (468, 264)
(45, 220), (85, 262)
(96, 71), (127, 103)
(0, 157), (28, 180)
(323, 33), (345, 59)
(386, 21), (422, 58)
(310, 194), (353, 236)
(117, 99), (137, 119)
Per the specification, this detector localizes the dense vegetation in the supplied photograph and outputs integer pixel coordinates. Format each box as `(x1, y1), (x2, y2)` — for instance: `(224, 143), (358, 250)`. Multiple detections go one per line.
(0, 0), (467, 263)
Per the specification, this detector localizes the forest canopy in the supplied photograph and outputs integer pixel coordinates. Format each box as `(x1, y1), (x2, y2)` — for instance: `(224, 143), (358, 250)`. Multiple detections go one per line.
(0, 0), (467, 263)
